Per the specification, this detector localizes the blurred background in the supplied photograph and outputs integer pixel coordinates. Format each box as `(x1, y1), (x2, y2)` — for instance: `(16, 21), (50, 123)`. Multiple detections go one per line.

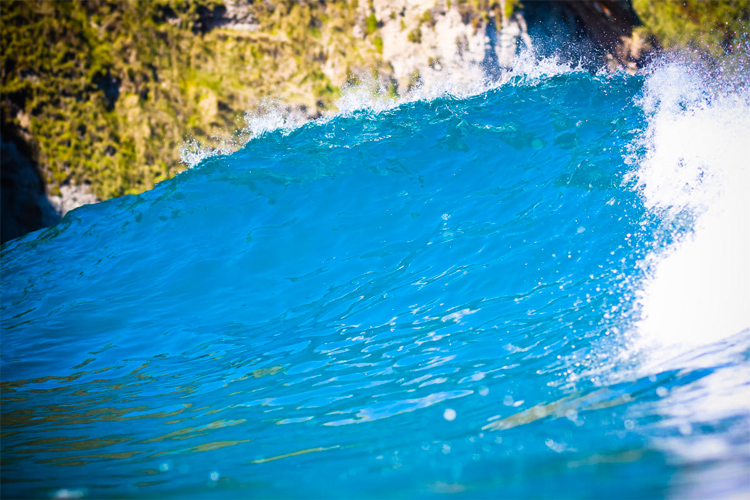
(1, 0), (748, 243)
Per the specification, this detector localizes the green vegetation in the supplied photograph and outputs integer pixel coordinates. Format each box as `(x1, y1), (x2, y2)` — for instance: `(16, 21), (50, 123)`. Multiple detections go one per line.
(408, 28), (422, 44)
(2, 0), (746, 205)
(365, 13), (378, 35)
(632, 0), (750, 57)
(0, 0), (380, 200)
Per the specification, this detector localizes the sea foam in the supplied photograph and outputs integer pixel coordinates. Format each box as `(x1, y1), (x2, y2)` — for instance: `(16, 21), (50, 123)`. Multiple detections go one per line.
(630, 62), (750, 362)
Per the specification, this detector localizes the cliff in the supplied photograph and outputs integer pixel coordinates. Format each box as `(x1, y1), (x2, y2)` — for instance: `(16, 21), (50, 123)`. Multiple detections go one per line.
(1, 0), (747, 244)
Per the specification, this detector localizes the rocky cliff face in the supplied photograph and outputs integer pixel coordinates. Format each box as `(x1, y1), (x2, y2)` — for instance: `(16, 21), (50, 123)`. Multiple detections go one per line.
(2, 0), (538, 245)
(8, 0), (739, 244)
(345, 0), (532, 94)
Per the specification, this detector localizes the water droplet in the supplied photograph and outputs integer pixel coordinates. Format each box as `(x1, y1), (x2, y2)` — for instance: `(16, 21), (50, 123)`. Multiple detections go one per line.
(53, 489), (86, 499)
(443, 408), (456, 421)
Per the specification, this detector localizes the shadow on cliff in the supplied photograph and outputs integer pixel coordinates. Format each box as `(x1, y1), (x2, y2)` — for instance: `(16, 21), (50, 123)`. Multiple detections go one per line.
(1, 126), (60, 245)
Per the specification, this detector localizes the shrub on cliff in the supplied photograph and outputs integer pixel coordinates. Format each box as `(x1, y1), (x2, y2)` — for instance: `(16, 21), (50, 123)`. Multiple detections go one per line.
(632, 0), (750, 57)
(1, 0), (374, 201)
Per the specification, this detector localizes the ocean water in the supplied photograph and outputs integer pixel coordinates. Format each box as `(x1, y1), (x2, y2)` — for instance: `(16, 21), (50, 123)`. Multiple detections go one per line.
(2, 57), (749, 499)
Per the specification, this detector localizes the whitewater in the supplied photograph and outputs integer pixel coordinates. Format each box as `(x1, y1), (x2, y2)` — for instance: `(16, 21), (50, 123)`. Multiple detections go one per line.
(1, 53), (748, 499)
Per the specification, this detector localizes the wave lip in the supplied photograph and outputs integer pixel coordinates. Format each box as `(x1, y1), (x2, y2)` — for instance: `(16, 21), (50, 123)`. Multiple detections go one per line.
(178, 50), (584, 168)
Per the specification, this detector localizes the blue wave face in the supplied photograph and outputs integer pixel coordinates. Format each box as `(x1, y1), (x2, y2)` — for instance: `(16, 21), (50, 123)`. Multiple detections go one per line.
(2, 65), (749, 499)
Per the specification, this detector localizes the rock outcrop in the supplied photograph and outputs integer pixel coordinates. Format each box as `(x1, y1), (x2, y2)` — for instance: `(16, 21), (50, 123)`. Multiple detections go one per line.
(347, 0), (532, 94)
(48, 184), (99, 219)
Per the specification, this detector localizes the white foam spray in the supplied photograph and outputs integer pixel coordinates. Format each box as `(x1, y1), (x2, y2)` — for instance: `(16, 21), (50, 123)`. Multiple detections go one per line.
(333, 50), (582, 116)
(560, 63), (750, 495)
(179, 138), (237, 169)
(628, 61), (750, 368)
(179, 99), (308, 168)
(179, 51), (581, 167)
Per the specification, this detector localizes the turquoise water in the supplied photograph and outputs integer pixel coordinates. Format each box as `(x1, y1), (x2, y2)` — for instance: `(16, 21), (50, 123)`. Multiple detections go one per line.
(2, 59), (749, 499)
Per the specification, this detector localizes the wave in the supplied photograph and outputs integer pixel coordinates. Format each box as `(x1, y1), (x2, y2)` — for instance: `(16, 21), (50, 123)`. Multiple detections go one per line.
(628, 61), (750, 364)
(1, 53), (748, 500)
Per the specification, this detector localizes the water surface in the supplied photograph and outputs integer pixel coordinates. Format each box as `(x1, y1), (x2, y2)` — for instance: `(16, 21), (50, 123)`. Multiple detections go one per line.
(2, 59), (749, 499)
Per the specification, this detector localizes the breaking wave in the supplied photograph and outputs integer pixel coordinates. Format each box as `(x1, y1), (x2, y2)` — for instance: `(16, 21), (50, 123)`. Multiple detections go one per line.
(2, 56), (748, 499)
